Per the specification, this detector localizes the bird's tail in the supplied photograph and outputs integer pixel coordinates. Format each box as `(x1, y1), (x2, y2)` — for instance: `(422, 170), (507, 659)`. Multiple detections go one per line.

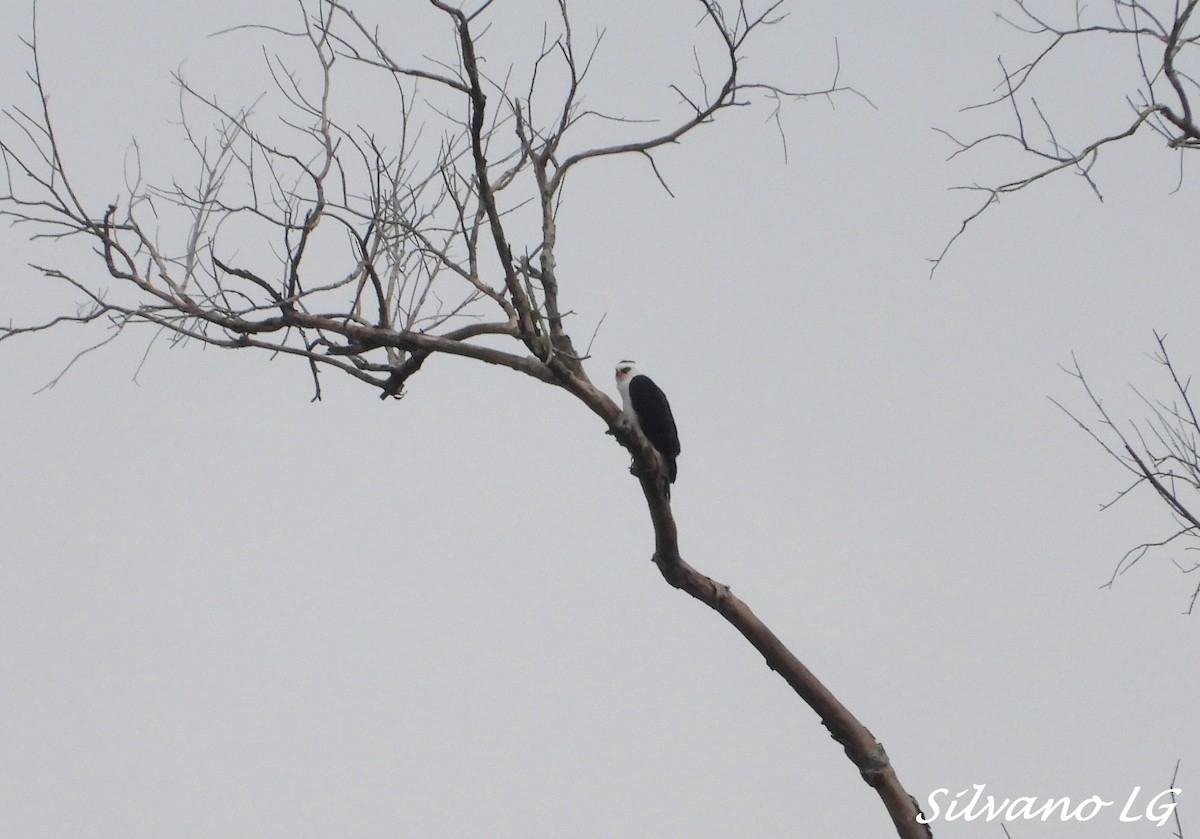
(660, 456), (676, 500)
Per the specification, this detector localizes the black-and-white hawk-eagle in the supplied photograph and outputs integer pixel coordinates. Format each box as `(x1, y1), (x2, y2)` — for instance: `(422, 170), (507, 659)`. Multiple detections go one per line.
(615, 361), (680, 493)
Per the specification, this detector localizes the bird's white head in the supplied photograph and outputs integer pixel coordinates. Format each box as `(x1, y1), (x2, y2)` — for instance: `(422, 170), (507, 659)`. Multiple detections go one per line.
(615, 360), (639, 385)
(614, 360), (641, 427)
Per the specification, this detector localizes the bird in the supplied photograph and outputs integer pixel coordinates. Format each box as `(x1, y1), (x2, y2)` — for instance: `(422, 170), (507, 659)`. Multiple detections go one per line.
(615, 360), (680, 495)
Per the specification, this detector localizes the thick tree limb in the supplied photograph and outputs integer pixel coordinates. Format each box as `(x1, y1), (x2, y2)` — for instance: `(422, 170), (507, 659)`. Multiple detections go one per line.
(558, 370), (931, 838)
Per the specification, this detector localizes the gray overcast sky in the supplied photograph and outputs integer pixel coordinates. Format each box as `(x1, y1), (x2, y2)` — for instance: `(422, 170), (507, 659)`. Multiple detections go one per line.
(1, 1), (1197, 837)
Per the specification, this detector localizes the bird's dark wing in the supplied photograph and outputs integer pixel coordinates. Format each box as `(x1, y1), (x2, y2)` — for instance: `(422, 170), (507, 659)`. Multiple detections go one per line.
(630, 375), (680, 483)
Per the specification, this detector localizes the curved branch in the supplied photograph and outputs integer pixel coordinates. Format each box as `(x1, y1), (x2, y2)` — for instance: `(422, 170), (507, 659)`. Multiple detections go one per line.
(548, 0), (747, 193)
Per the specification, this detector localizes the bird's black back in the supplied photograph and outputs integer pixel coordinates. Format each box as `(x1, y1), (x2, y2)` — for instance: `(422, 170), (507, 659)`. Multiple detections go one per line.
(629, 374), (680, 482)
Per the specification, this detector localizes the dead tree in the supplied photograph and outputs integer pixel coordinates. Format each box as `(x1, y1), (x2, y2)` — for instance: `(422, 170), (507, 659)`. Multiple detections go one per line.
(933, 0), (1200, 274)
(0, 2), (929, 835)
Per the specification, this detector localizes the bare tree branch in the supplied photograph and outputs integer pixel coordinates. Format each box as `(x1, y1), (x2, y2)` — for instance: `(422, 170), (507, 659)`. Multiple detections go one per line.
(935, 0), (1200, 274)
(1055, 335), (1200, 611)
